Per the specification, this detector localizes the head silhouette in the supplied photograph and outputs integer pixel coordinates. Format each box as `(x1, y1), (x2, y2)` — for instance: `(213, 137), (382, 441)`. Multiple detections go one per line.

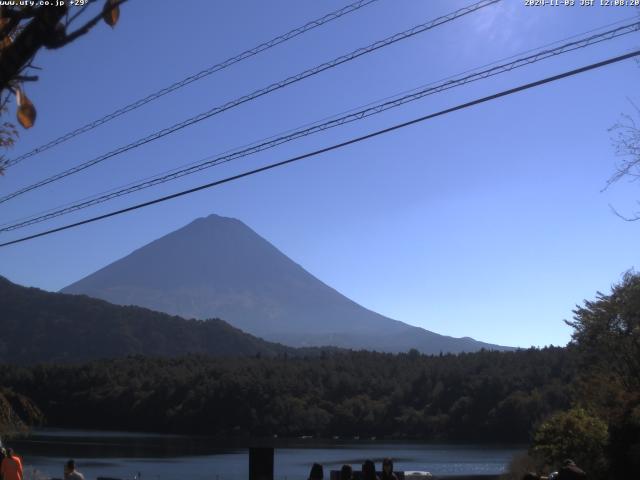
(362, 460), (377, 480)
(340, 464), (353, 480)
(309, 463), (324, 480)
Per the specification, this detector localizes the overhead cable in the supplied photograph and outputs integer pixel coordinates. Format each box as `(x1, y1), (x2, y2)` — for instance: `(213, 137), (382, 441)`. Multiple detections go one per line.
(1, 48), (638, 248)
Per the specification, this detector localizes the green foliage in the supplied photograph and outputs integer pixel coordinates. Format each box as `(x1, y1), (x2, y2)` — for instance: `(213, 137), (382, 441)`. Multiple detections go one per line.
(567, 271), (640, 397)
(0, 347), (574, 442)
(501, 453), (541, 480)
(0, 274), (578, 442)
(565, 272), (640, 477)
(532, 407), (608, 476)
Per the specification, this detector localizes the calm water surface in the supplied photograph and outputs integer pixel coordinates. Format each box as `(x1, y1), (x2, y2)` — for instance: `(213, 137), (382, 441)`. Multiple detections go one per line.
(10, 429), (524, 480)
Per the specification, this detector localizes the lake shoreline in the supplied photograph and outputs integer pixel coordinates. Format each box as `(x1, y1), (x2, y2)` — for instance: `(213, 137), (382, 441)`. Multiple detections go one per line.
(12, 429), (518, 480)
(21, 426), (528, 449)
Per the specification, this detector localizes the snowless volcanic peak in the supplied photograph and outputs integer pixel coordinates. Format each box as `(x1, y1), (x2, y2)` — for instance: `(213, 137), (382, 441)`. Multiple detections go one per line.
(62, 214), (513, 354)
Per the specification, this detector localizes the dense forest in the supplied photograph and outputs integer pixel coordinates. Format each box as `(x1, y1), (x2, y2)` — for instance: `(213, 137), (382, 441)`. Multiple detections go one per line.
(0, 273), (638, 479)
(1, 348), (574, 441)
(0, 275), (299, 363)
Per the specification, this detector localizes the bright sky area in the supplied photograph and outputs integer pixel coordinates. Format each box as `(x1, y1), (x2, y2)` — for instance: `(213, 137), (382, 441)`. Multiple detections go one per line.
(0, 0), (638, 348)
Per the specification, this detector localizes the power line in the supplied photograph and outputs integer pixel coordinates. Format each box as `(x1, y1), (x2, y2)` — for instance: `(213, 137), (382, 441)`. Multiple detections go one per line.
(1, 48), (638, 249)
(0, 0), (500, 205)
(2, 20), (638, 233)
(1, 0), (382, 170)
(7, 13), (634, 231)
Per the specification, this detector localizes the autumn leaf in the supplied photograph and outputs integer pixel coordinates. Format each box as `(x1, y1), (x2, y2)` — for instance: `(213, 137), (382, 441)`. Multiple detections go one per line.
(16, 89), (36, 129)
(1, 35), (12, 50)
(0, 18), (14, 49)
(102, 0), (120, 28)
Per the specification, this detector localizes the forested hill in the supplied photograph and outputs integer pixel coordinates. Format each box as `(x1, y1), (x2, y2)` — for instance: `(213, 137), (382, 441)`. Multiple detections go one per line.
(0, 276), (297, 363)
(2, 273), (637, 477)
(1, 348), (575, 442)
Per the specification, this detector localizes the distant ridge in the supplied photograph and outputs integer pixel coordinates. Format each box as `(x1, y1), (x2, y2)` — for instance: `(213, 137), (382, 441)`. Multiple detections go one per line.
(62, 214), (513, 354)
(0, 275), (295, 364)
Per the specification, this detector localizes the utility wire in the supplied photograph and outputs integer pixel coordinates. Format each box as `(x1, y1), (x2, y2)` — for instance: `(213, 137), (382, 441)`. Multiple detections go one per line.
(0, 0), (500, 205)
(1, 20), (638, 233)
(4, 14), (636, 233)
(1, 48), (638, 249)
(6, 13), (634, 231)
(1, 0), (381, 170)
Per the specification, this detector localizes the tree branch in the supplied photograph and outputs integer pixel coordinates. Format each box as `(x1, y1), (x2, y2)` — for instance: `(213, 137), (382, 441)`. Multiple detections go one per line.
(609, 203), (640, 222)
(0, 7), (37, 21)
(0, 5), (68, 93)
(14, 74), (38, 82)
(66, 0), (96, 27)
(47, 0), (127, 49)
(0, 16), (21, 41)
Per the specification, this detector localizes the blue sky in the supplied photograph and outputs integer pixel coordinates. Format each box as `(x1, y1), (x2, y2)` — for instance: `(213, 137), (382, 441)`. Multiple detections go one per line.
(0, 0), (638, 348)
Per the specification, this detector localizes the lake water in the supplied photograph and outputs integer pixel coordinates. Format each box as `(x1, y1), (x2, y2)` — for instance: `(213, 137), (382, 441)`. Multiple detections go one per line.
(9, 429), (524, 480)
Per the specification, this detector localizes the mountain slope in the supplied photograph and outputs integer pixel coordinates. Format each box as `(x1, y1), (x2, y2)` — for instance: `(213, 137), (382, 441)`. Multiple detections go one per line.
(62, 214), (511, 353)
(0, 276), (293, 364)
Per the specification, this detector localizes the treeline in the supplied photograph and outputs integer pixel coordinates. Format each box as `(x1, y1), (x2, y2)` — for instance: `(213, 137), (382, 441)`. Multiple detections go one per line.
(1, 347), (574, 442)
(1, 271), (637, 478)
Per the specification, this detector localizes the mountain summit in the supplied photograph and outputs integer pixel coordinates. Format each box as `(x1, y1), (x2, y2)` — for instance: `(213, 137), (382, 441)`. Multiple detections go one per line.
(62, 214), (511, 353)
